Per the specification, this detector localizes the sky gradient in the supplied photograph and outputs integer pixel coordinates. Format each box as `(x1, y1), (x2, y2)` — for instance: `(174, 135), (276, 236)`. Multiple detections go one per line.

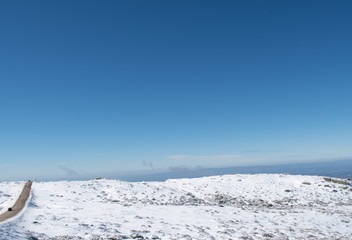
(1, 1), (352, 180)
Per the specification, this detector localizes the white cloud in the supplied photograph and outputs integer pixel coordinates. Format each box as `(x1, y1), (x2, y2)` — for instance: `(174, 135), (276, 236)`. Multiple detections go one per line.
(168, 154), (239, 161)
(167, 150), (352, 169)
(169, 154), (238, 160)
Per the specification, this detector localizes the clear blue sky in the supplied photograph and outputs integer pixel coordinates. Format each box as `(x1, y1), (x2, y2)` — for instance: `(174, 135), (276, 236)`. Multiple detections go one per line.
(1, 1), (352, 180)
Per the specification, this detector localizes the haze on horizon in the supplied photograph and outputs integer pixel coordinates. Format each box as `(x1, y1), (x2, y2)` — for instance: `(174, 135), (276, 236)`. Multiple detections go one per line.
(1, 1), (352, 181)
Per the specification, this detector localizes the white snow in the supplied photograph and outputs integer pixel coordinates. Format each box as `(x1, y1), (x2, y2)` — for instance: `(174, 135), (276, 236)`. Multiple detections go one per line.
(0, 174), (351, 239)
(0, 181), (24, 214)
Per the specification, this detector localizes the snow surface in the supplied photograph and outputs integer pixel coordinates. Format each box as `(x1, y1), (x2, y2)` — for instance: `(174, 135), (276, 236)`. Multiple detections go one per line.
(0, 181), (24, 214)
(0, 174), (352, 239)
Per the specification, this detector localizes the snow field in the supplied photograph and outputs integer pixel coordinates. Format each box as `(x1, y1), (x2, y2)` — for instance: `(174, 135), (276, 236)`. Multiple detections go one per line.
(0, 181), (24, 215)
(0, 174), (351, 239)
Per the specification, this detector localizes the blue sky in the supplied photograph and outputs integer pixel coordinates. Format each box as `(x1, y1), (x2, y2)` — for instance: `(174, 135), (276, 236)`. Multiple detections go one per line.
(1, 1), (352, 180)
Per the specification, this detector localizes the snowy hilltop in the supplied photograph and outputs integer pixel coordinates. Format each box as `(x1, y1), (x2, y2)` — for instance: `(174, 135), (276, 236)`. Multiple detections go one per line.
(0, 174), (351, 239)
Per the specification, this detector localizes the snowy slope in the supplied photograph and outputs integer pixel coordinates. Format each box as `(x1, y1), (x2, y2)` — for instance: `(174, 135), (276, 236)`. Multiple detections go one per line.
(0, 174), (351, 239)
(0, 181), (24, 214)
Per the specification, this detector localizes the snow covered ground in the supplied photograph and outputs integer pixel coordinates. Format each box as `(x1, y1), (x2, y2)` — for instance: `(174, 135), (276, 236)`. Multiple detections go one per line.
(0, 174), (351, 239)
(0, 181), (24, 215)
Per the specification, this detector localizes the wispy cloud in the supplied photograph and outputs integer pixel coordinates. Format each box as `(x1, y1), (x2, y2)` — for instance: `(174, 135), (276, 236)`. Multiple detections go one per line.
(240, 149), (283, 153)
(166, 154), (242, 168)
(168, 154), (238, 161)
(167, 150), (352, 169)
(58, 165), (78, 177)
(142, 161), (154, 170)
(168, 166), (191, 173)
